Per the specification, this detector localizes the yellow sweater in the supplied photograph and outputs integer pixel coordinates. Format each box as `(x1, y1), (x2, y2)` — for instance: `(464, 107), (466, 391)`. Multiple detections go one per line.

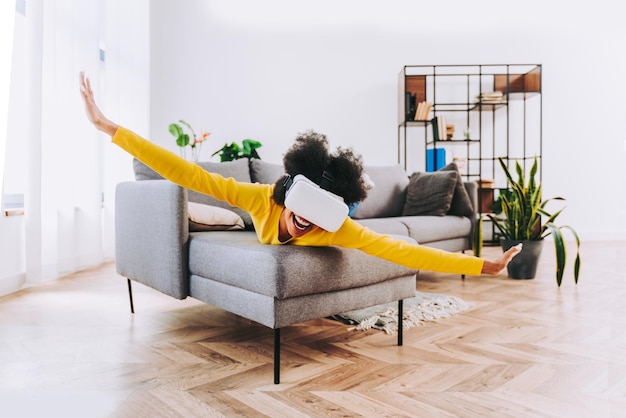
(112, 126), (484, 276)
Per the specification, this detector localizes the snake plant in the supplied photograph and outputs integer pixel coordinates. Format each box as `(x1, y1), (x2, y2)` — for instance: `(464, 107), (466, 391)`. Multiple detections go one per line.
(488, 157), (581, 286)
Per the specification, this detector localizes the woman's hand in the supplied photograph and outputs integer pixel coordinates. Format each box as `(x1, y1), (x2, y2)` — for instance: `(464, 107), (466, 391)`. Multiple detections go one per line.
(481, 243), (523, 275)
(79, 72), (118, 136)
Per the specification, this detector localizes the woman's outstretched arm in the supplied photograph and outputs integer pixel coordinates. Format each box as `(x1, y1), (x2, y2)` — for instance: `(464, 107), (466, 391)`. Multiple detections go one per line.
(481, 244), (522, 275)
(78, 72), (271, 216)
(79, 71), (118, 136)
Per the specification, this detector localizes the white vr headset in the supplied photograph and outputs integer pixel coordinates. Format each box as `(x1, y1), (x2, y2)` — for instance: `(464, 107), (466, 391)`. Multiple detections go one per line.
(283, 173), (349, 232)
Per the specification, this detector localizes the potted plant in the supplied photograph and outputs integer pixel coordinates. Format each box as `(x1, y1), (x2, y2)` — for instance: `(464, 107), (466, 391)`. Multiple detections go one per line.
(169, 120), (211, 162)
(212, 139), (262, 162)
(487, 157), (581, 286)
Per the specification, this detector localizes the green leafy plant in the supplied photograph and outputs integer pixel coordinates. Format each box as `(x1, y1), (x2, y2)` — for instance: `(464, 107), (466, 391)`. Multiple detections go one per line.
(472, 216), (483, 258)
(212, 139), (262, 162)
(169, 120), (210, 161)
(487, 157), (581, 286)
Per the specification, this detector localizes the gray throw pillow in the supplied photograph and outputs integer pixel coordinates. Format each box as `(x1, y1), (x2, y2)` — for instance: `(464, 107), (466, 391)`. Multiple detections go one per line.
(249, 159), (284, 184)
(439, 162), (475, 218)
(352, 164), (409, 219)
(402, 170), (458, 216)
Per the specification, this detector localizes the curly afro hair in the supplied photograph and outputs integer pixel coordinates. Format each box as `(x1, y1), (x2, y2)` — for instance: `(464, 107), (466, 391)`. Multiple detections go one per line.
(272, 130), (368, 206)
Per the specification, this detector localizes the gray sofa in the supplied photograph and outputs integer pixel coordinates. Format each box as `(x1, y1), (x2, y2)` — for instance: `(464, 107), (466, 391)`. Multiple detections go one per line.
(115, 158), (477, 383)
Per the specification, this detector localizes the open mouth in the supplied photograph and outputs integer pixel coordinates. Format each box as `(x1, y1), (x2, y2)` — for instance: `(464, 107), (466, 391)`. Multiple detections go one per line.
(292, 214), (312, 231)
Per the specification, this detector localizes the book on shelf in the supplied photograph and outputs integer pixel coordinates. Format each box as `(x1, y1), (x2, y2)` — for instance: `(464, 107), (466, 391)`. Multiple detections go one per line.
(413, 101), (432, 121)
(431, 115), (446, 141)
(475, 91), (504, 104)
(438, 116), (445, 141)
(426, 148), (446, 172)
(405, 93), (417, 120)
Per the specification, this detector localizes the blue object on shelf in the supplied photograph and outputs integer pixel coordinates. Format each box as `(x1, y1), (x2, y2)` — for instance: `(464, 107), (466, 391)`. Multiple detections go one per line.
(426, 148), (446, 172)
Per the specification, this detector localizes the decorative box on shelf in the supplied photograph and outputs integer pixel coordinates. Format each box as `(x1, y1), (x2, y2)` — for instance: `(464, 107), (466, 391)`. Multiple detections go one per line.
(426, 148), (446, 172)
(476, 179), (495, 214)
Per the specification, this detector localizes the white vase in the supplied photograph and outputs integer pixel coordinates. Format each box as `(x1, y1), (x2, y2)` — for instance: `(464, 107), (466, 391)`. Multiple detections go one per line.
(190, 146), (200, 162)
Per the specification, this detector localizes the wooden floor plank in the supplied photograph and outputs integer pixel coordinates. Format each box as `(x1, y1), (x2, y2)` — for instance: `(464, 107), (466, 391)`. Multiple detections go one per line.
(0, 241), (623, 417)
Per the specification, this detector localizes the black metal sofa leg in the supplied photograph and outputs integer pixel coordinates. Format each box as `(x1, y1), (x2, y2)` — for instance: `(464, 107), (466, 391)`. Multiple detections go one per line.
(274, 328), (281, 384)
(127, 279), (135, 314)
(272, 301), (403, 384)
(398, 299), (403, 346)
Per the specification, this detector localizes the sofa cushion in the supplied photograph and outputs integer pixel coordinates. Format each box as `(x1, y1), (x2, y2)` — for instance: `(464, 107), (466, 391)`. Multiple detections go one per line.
(188, 202), (245, 232)
(188, 231), (417, 299)
(402, 170), (458, 216)
(352, 164), (409, 219)
(439, 162), (475, 218)
(249, 159), (284, 184)
(355, 218), (410, 237)
(399, 215), (472, 244)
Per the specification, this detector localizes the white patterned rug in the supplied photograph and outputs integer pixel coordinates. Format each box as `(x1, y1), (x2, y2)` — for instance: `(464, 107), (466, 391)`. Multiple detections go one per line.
(329, 292), (473, 335)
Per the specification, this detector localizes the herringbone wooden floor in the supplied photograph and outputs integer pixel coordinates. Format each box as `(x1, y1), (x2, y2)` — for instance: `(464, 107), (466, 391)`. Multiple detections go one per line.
(1, 241), (625, 417)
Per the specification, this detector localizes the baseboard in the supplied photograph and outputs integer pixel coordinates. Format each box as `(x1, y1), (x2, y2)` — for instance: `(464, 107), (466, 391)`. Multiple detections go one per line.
(0, 273), (27, 298)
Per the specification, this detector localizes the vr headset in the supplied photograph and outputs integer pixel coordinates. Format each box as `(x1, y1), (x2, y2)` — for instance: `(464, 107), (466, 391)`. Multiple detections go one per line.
(283, 173), (349, 232)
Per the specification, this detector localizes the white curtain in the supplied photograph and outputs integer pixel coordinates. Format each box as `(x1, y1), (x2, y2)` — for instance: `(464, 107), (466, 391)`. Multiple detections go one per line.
(0, 1), (16, 209)
(24, 0), (149, 283)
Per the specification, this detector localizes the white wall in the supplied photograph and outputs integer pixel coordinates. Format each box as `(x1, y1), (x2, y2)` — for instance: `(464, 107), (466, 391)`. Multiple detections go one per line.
(148, 0), (626, 241)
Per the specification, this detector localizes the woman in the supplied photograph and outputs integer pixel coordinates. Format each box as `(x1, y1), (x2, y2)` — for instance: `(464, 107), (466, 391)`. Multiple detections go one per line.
(79, 72), (521, 276)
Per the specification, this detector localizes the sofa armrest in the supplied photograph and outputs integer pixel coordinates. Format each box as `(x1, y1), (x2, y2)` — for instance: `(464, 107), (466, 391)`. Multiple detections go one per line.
(115, 180), (189, 299)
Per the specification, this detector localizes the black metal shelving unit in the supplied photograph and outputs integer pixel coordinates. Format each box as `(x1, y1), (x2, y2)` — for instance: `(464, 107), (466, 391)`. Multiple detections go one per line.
(397, 64), (542, 243)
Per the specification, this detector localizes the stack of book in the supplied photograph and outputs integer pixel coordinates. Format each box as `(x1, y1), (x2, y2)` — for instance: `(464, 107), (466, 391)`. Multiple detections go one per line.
(431, 115), (447, 141)
(475, 91), (504, 104)
(446, 124), (455, 140)
(413, 101), (433, 121)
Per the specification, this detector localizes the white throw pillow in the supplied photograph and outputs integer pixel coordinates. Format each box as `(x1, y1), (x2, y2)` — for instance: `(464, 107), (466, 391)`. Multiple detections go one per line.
(188, 202), (245, 231)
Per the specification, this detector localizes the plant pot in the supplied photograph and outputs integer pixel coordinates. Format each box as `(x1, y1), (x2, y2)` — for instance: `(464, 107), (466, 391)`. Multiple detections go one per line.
(500, 239), (544, 279)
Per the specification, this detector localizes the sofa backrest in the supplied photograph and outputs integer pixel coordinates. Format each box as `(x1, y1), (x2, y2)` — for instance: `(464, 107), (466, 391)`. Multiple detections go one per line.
(133, 158), (288, 228)
(249, 159), (284, 184)
(352, 164), (409, 219)
(249, 160), (412, 221)
(133, 158), (413, 221)
(133, 158), (252, 210)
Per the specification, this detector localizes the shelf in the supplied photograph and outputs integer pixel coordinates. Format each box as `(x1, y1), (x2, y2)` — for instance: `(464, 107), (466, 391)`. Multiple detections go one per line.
(399, 65), (542, 122)
(470, 102), (508, 111)
(399, 120), (432, 127)
(397, 63), (542, 218)
(426, 139), (480, 146)
(494, 67), (541, 94)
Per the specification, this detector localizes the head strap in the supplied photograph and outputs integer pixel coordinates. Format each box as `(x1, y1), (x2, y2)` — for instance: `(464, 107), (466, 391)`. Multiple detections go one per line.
(284, 171), (333, 191)
(320, 170), (334, 191)
(283, 175), (293, 190)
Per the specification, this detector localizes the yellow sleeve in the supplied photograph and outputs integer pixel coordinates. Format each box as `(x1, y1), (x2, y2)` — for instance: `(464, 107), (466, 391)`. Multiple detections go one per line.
(111, 126), (271, 215)
(325, 218), (484, 276)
